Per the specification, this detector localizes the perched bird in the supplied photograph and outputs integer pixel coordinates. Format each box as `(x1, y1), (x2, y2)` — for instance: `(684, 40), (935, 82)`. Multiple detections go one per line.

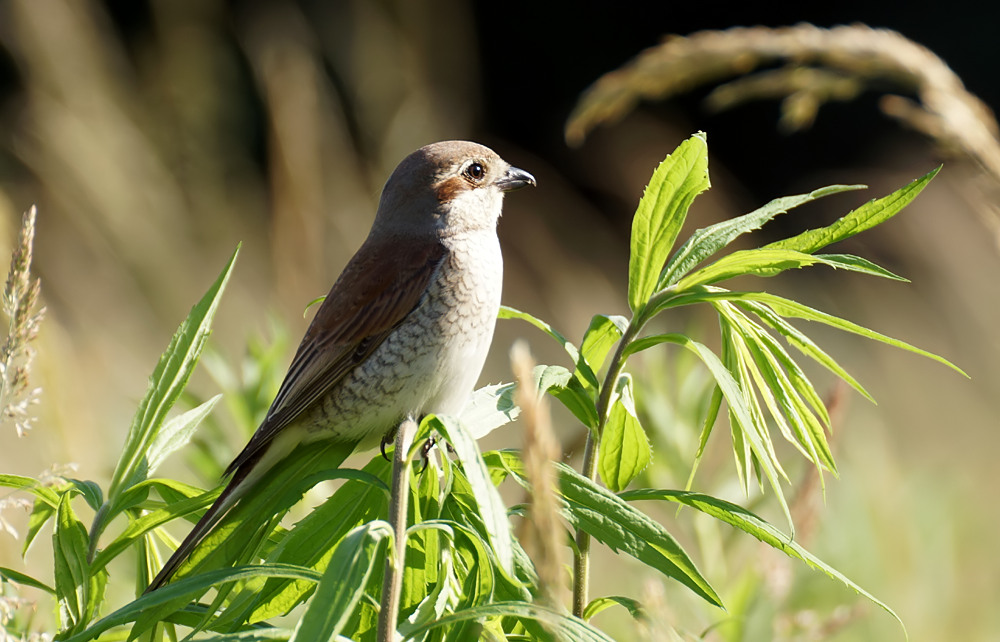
(147, 140), (535, 591)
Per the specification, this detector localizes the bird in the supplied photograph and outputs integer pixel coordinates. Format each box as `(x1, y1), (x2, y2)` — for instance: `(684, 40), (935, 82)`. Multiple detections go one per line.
(146, 140), (535, 591)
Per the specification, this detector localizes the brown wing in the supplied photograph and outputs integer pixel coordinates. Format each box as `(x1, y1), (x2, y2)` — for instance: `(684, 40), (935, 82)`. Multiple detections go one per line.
(224, 235), (447, 476)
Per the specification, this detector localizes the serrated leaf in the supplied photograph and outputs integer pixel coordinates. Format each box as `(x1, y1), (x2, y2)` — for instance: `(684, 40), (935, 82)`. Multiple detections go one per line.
(629, 133), (710, 312)
(500, 305), (601, 391)
(814, 253), (908, 280)
(496, 451), (721, 608)
(659, 184), (866, 288)
(725, 307), (835, 477)
(620, 489), (907, 637)
(557, 461), (721, 607)
(598, 375), (651, 492)
(289, 522), (392, 642)
(765, 167), (938, 255)
(675, 248), (822, 290)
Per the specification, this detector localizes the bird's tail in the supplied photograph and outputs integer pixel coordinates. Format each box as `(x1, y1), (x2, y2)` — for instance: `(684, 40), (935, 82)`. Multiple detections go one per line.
(145, 451), (262, 593)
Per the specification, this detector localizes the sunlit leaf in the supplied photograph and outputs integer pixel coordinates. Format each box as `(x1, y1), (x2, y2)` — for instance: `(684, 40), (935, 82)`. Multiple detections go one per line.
(621, 489), (906, 636)
(659, 184), (865, 288)
(765, 167), (938, 255)
(290, 522), (392, 642)
(629, 133), (710, 313)
(598, 375), (651, 492)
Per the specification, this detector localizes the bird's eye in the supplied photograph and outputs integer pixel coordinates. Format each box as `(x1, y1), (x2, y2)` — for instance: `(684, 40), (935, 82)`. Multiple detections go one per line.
(464, 161), (486, 181)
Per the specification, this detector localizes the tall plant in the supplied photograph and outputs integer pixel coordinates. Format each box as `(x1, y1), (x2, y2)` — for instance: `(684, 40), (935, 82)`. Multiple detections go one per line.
(0, 134), (960, 641)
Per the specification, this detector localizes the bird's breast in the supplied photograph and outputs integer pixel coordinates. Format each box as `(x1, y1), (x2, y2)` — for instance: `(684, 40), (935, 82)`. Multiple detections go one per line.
(303, 230), (503, 446)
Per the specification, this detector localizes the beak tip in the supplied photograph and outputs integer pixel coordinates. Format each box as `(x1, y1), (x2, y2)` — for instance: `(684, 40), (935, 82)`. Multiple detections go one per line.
(498, 166), (537, 192)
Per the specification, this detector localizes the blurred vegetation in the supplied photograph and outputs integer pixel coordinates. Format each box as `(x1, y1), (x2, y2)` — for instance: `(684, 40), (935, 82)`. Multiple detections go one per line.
(0, 1), (997, 640)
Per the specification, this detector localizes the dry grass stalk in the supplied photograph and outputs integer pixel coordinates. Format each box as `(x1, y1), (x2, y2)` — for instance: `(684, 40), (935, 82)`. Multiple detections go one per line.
(510, 341), (565, 607)
(566, 24), (1000, 181)
(1, 206), (45, 437)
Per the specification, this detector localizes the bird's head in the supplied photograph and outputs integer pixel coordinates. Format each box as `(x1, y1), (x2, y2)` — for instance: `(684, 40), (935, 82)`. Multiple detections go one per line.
(373, 140), (535, 238)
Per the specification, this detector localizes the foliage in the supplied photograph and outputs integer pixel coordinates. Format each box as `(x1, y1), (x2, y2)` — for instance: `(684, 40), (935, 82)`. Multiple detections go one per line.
(0, 134), (961, 641)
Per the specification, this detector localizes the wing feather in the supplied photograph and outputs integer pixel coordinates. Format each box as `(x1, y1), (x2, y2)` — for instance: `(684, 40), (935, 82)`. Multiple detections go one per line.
(224, 235), (447, 475)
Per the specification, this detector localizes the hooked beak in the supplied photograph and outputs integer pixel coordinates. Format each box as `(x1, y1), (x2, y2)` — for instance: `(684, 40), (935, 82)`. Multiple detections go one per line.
(496, 166), (536, 192)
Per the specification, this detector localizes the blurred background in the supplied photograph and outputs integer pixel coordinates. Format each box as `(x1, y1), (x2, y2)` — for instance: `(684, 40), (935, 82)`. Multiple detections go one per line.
(0, 1), (997, 640)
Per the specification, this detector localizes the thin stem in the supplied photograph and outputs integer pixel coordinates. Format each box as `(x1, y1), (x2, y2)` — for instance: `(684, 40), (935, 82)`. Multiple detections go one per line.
(572, 320), (640, 618)
(376, 417), (417, 642)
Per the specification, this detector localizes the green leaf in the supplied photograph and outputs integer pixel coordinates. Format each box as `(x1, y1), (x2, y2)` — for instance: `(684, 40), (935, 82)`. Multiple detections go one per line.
(0, 566), (56, 594)
(675, 248), (822, 290)
(401, 601), (616, 642)
(103, 246), (239, 543)
(724, 306), (835, 477)
(622, 333), (793, 528)
(1, 474), (65, 556)
(92, 487), (220, 573)
(582, 595), (646, 621)
(290, 522), (392, 642)
(429, 415), (514, 576)
(24, 496), (57, 555)
(629, 133), (710, 313)
(189, 629), (295, 641)
(813, 253), (907, 281)
(765, 167), (939, 255)
(66, 480), (103, 512)
(720, 291), (965, 377)
(659, 184), (866, 287)
(168, 441), (354, 584)
(558, 460), (721, 608)
(579, 314), (628, 375)
(498, 451), (721, 608)
(683, 386), (722, 492)
(598, 374), (651, 492)
(458, 382), (520, 440)
(620, 489), (907, 637)
(53, 493), (107, 633)
(534, 364), (599, 430)
(219, 456), (390, 627)
(0, 473), (60, 506)
(61, 564), (322, 642)
(144, 394), (222, 478)
(499, 305), (581, 365)
(737, 296), (874, 403)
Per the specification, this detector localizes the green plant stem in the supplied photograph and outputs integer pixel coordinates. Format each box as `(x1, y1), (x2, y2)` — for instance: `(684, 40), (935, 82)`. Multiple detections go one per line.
(572, 320), (640, 618)
(377, 417), (417, 642)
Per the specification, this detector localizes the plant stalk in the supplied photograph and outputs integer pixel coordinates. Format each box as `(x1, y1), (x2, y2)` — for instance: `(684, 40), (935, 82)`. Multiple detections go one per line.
(376, 417), (417, 642)
(572, 320), (640, 618)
